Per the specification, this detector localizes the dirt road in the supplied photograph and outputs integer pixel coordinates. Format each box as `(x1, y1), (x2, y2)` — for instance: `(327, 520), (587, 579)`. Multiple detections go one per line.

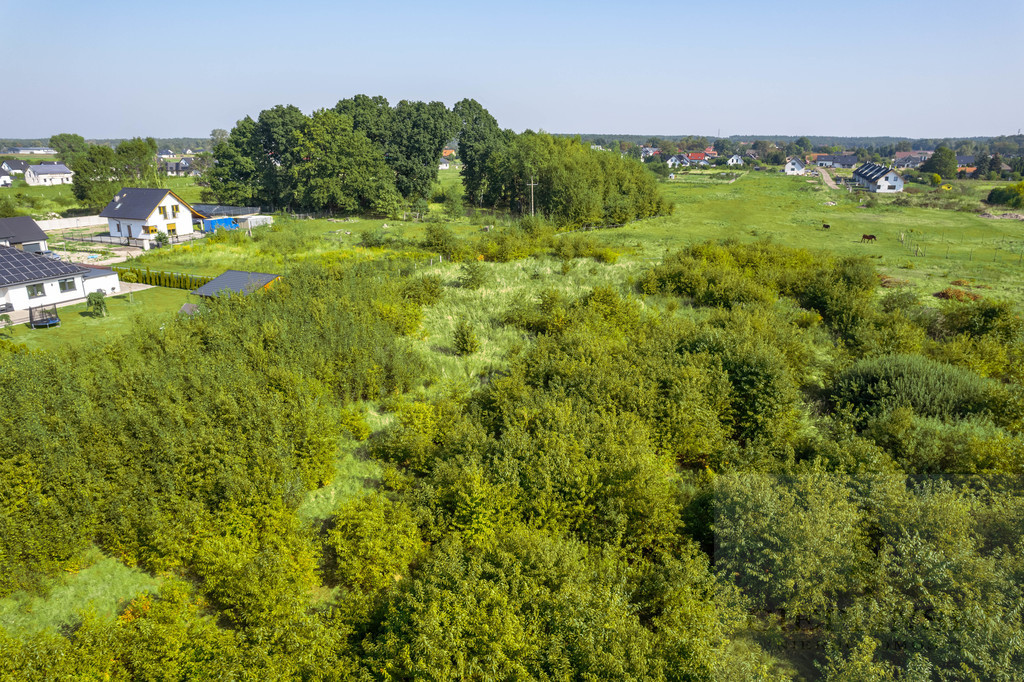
(819, 167), (838, 190)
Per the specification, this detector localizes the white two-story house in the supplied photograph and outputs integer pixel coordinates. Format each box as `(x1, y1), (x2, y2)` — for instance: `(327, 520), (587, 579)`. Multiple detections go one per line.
(100, 188), (204, 245)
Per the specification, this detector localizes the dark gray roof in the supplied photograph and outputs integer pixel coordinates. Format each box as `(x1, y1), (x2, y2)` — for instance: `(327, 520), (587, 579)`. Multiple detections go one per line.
(0, 216), (47, 244)
(28, 163), (72, 175)
(0, 245), (87, 286)
(2, 160), (29, 172)
(192, 270), (280, 298)
(853, 162), (897, 183)
(82, 267), (116, 279)
(956, 155), (975, 165)
(99, 188), (204, 220)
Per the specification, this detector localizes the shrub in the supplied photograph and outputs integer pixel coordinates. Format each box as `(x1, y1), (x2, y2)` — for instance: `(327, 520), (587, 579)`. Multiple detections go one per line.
(322, 493), (423, 592)
(457, 261), (488, 290)
(453, 318), (481, 355)
(402, 274), (444, 306)
(831, 354), (998, 422)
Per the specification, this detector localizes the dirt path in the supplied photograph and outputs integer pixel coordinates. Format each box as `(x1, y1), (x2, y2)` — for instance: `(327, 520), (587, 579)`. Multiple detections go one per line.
(819, 167), (838, 190)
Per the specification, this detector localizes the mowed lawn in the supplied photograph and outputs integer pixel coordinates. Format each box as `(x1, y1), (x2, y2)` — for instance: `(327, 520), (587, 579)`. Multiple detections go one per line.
(2, 287), (190, 353)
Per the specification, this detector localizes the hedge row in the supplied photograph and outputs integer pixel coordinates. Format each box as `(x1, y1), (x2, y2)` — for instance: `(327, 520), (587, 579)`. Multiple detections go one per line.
(114, 267), (215, 291)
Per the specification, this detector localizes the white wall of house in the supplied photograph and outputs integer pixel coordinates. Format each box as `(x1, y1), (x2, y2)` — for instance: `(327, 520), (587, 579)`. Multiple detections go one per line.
(1, 273), (87, 310)
(0, 175), (12, 187)
(83, 272), (121, 295)
(107, 194), (197, 241)
(727, 155), (743, 166)
(784, 160), (805, 175)
(25, 170), (73, 186)
(868, 172), (904, 193)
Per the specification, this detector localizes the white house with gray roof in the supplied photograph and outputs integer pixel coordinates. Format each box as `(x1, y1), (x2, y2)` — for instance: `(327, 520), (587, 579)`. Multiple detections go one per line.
(25, 163), (73, 186)
(100, 188), (205, 245)
(784, 157), (805, 175)
(853, 163), (903, 193)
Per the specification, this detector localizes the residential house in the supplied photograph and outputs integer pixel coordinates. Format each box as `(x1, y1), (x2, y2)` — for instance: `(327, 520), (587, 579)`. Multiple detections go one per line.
(192, 270), (281, 298)
(893, 150), (933, 169)
(0, 172), (11, 187)
(157, 148), (176, 159)
(784, 158), (805, 175)
(815, 155), (859, 169)
(100, 187), (204, 245)
(726, 154), (743, 166)
(666, 155), (690, 168)
(0, 245), (119, 312)
(1, 160), (28, 175)
(704, 146), (718, 158)
(438, 158), (451, 170)
(24, 163), (73, 186)
(161, 157), (198, 176)
(0, 216), (49, 253)
(853, 162), (903, 193)
(956, 155), (976, 170)
(640, 147), (661, 160)
(686, 152), (706, 162)
(442, 148), (456, 157)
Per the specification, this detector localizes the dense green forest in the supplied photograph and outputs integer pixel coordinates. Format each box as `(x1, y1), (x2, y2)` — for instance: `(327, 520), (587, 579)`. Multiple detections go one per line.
(3, 218), (1024, 677)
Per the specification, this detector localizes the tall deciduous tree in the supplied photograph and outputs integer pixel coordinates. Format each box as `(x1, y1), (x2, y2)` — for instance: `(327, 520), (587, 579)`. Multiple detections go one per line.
(291, 109), (399, 215)
(921, 146), (957, 179)
(49, 133), (88, 167)
(71, 138), (161, 209)
(204, 117), (260, 205)
(453, 98), (506, 206)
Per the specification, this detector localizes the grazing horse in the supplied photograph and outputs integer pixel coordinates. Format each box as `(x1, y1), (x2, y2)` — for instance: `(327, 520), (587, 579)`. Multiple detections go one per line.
(861, 234), (877, 243)
(822, 224), (831, 230)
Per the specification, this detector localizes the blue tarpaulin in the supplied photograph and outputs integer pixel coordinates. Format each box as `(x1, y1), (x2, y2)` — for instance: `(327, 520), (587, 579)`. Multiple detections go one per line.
(202, 217), (239, 232)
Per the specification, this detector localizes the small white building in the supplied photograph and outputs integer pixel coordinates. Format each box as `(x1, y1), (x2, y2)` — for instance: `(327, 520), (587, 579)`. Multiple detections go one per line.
(784, 157), (805, 175)
(100, 187), (204, 246)
(0, 172), (11, 187)
(0, 246), (119, 312)
(25, 163), (73, 186)
(853, 162), (904, 193)
(727, 154), (743, 166)
(438, 158), (450, 170)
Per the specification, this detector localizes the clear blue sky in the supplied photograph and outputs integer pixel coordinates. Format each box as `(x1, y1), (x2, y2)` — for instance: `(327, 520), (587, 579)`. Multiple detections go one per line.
(2, 0), (1022, 140)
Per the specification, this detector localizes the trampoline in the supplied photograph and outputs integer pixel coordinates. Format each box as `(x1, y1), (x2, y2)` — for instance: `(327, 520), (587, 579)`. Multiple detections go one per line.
(28, 305), (60, 328)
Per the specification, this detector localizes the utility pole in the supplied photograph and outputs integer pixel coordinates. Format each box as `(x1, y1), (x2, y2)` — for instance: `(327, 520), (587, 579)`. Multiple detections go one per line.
(527, 176), (538, 216)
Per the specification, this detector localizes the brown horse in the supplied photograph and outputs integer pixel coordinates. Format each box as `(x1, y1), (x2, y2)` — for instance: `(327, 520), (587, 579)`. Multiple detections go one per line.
(861, 234), (877, 242)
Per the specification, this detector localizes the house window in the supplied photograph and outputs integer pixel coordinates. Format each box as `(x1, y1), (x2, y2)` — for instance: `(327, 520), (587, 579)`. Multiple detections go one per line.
(158, 206), (168, 219)
(59, 278), (76, 293)
(27, 283), (45, 298)
(171, 205), (180, 218)
(116, 222), (121, 233)
(145, 225), (157, 235)
(167, 223), (177, 236)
